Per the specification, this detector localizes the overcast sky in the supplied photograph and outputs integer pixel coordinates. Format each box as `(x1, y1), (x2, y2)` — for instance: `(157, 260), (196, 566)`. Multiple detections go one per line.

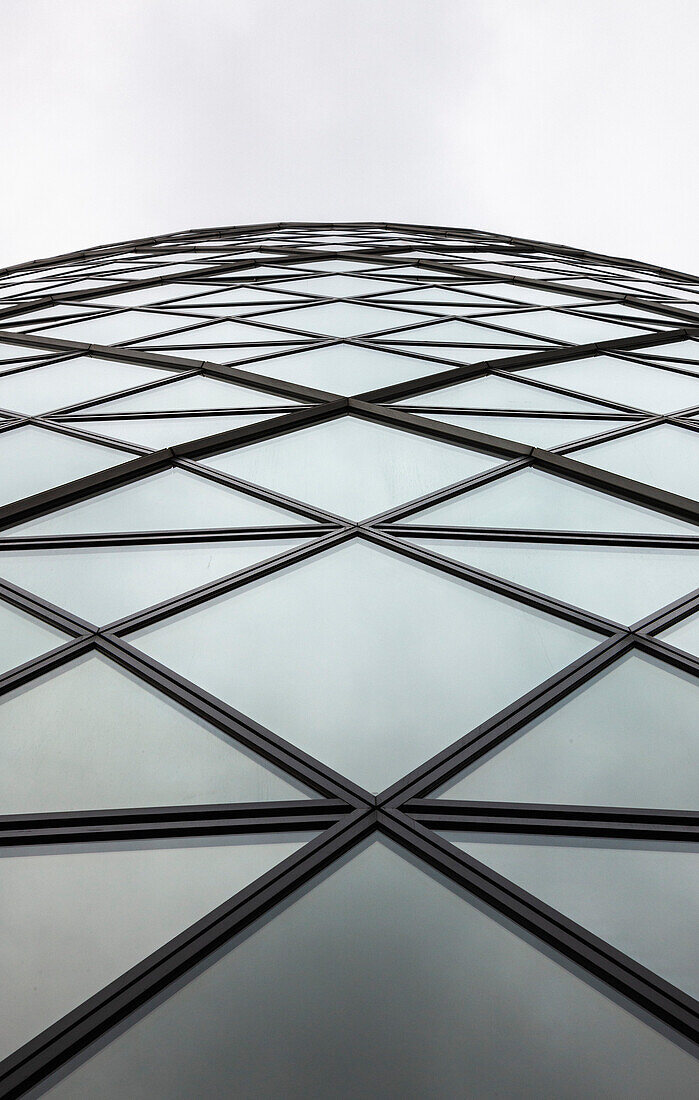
(2, 0), (697, 273)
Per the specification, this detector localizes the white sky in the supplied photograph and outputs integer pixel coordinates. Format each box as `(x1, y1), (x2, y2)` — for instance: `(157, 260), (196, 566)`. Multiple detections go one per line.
(1, 0), (697, 273)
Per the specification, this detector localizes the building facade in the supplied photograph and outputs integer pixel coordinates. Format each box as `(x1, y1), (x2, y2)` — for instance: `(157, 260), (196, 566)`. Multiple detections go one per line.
(0, 222), (697, 1096)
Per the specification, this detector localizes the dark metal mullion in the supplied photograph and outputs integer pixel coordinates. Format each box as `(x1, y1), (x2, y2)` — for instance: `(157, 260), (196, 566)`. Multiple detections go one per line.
(375, 525), (699, 548)
(386, 407), (643, 420)
(0, 808), (376, 1100)
(378, 808), (699, 1045)
(631, 586), (699, 635)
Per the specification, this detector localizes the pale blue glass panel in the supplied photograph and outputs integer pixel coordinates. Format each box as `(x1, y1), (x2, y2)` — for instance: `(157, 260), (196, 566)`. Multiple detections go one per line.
(9, 469), (309, 537)
(0, 600), (67, 674)
(88, 374), (299, 412)
(636, 339), (699, 364)
(169, 286), (302, 307)
(68, 412), (282, 449)
(239, 344), (443, 396)
(467, 281), (586, 307)
(266, 275), (407, 297)
(446, 834), (699, 999)
(133, 541), (598, 790)
(407, 539), (699, 624)
(383, 319), (547, 345)
(0, 341), (53, 362)
(141, 343), (310, 365)
(0, 538), (306, 623)
(137, 319), (305, 347)
(378, 343), (551, 366)
(0, 832), (313, 1061)
(0, 425), (127, 507)
(255, 302), (427, 337)
(412, 414), (625, 448)
(438, 652), (698, 808)
(91, 283), (217, 308)
(660, 610), (699, 659)
(519, 356), (699, 414)
(393, 374), (609, 411)
(292, 260), (375, 273)
(38, 311), (199, 344)
(0, 357), (173, 415)
(38, 839), (699, 1100)
(200, 416), (503, 520)
(0, 652), (314, 813)
(492, 309), (646, 343)
(575, 425), (699, 501)
(403, 468), (696, 534)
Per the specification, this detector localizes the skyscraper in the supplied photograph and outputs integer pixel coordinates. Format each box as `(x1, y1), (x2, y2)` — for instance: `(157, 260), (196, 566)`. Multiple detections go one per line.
(0, 222), (697, 1097)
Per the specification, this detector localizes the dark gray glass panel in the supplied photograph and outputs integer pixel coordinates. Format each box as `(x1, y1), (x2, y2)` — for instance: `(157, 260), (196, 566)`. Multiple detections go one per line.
(407, 539), (699, 624)
(0, 426), (127, 507)
(394, 374), (610, 411)
(410, 414), (627, 448)
(574, 425), (699, 501)
(199, 416), (503, 520)
(9, 469), (309, 537)
(67, 412), (282, 449)
(402, 468), (697, 534)
(38, 839), (699, 1100)
(0, 653), (314, 814)
(0, 538), (307, 623)
(445, 834), (699, 999)
(437, 653), (699, 809)
(133, 541), (598, 790)
(660, 610), (699, 659)
(0, 833), (314, 1061)
(88, 374), (300, 412)
(519, 356), (699, 414)
(0, 600), (67, 675)
(0, 357), (172, 415)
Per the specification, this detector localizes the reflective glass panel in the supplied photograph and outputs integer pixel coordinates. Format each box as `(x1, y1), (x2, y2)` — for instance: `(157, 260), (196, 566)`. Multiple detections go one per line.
(200, 416), (503, 520)
(37, 839), (699, 1100)
(255, 302), (426, 336)
(0, 425), (127, 507)
(437, 652), (699, 808)
(519, 356), (699, 414)
(394, 374), (610, 411)
(9, 468), (310, 536)
(0, 599), (67, 674)
(445, 833), (699, 999)
(0, 653), (314, 813)
(406, 539), (699, 624)
(0, 832), (314, 1061)
(0, 357), (173, 415)
(574, 425), (699, 501)
(132, 540), (598, 790)
(401, 468), (697, 534)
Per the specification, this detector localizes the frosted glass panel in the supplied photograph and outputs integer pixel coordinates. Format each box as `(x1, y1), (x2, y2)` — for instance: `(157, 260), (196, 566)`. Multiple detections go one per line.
(412, 414), (625, 449)
(575, 425), (699, 501)
(0, 833), (313, 1061)
(200, 416), (503, 520)
(492, 309), (645, 343)
(403, 468), (697, 534)
(0, 653), (314, 813)
(68, 412), (282, 449)
(0, 357), (172, 415)
(0, 538), (306, 623)
(39, 840), (699, 1100)
(446, 834), (699, 999)
(660, 610), (699, 659)
(394, 374), (610, 411)
(39, 310), (198, 344)
(256, 301), (426, 337)
(0, 425), (127, 507)
(89, 374), (299, 412)
(9, 469), (309, 537)
(407, 539), (699, 624)
(241, 343), (441, 396)
(133, 541), (598, 790)
(438, 653), (699, 809)
(0, 600), (67, 674)
(520, 356), (699, 414)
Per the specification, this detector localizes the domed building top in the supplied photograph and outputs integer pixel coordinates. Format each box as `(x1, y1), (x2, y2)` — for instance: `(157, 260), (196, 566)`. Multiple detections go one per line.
(1, 223), (698, 1097)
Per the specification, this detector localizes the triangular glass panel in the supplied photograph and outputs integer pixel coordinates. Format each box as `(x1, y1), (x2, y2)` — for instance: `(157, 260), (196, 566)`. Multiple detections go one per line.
(132, 540), (599, 791)
(0, 356), (173, 415)
(519, 356), (699, 414)
(0, 598), (68, 675)
(436, 652), (699, 809)
(8, 468), (312, 537)
(394, 374), (613, 412)
(63, 412), (284, 450)
(137, 319), (308, 347)
(659, 609), (699, 659)
(0, 830), (317, 1061)
(398, 468), (697, 534)
(253, 302), (427, 337)
(0, 425), (129, 508)
(87, 374), (301, 413)
(381, 319), (551, 345)
(442, 832), (699, 999)
(241, 344), (444, 396)
(490, 309), (646, 343)
(36, 839), (699, 1099)
(574, 424), (699, 502)
(406, 538), (699, 624)
(39, 310), (199, 345)
(199, 416), (504, 520)
(265, 275), (407, 298)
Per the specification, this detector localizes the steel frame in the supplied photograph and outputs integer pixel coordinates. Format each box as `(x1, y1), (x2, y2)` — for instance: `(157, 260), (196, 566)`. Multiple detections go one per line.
(0, 221), (697, 1096)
